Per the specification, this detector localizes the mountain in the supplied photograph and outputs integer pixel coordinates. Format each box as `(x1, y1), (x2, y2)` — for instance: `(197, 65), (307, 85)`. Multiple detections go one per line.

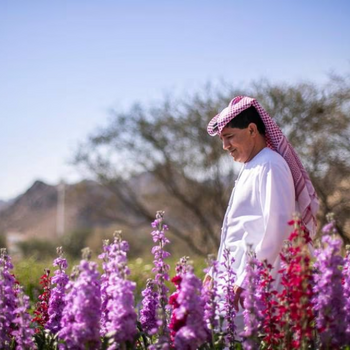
(0, 180), (115, 240)
(0, 200), (9, 212)
(0, 173), (164, 241)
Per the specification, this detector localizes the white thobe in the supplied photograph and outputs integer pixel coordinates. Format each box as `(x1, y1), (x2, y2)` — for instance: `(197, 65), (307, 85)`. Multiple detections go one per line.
(216, 147), (295, 332)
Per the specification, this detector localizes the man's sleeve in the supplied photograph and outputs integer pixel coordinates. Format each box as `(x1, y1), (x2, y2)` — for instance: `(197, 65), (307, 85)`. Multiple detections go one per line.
(255, 160), (295, 265)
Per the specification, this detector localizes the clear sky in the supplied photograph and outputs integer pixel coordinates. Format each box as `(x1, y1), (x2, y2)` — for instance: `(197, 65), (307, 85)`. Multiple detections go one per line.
(1, 0), (349, 201)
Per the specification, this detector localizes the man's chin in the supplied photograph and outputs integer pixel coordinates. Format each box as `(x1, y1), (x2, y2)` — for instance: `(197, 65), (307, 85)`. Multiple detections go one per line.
(231, 155), (244, 163)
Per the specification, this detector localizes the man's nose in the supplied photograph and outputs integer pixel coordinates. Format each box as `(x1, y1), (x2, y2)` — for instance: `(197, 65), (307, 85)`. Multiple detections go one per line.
(222, 139), (230, 150)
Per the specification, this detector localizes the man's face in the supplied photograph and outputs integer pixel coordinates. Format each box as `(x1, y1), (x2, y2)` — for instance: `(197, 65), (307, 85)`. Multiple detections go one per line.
(220, 126), (255, 163)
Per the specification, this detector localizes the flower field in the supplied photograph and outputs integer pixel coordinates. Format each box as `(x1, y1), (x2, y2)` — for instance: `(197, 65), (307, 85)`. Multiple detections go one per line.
(1, 211), (350, 349)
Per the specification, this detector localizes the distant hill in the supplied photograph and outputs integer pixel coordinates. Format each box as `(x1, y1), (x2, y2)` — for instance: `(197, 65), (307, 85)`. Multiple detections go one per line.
(0, 180), (111, 240)
(0, 198), (15, 212)
(0, 173), (221, 259)
(0, 173), (164, 241)
(0, 200), (8, 212)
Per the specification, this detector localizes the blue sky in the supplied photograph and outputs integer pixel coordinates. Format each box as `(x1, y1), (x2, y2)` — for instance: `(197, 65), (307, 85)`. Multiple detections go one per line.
(1, 0), (349, 200)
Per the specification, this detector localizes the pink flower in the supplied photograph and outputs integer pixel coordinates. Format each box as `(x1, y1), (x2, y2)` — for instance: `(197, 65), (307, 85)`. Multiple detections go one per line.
(169, 263), (209, 349)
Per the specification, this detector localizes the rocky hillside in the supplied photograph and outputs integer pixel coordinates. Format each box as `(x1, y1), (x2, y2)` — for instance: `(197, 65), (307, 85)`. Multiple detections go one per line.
(0, 180), (121, 240)
(0, 172), (166, 241)
(0, 199), (14, 212)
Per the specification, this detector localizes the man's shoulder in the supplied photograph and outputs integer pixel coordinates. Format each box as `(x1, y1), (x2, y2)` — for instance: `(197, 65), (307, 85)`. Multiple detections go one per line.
(261, 147), (285, 162)
(252, 148), (289, 170)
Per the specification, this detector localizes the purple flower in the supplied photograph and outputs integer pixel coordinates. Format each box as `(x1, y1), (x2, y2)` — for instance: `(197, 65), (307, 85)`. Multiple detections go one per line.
(46, 247), (69, 334)
(172, 266), (209, 350)
(0, 249), (36, 349)
(148, 339), (170, 350)
(140, 279), (159, 335)
(0, 248), (19, 348)
(322, 222), (335, 234)
(312, 232), (347, 348)
(219, 247), (237, 346)
(99, 239), (112, 336)
(58, 250), (101, 350)
(53, 257), (68, 270)
(147, 211), (171, 338)
(240, 250), (264, 350)
(201, 256), (220, 340)
(104, 275), (137, 347)
(342, 246), (350, 343)
(99, 233), (137, 347)
(11, 287), (36, 349)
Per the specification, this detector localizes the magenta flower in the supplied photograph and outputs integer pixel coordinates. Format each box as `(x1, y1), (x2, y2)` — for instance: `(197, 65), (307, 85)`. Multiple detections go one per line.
(32, 269), (51, 332)
(276, 218), (314, 349)
(169, 265), (209, 350)
(168, 257), (190, 344)
(258, 260), (280, 347)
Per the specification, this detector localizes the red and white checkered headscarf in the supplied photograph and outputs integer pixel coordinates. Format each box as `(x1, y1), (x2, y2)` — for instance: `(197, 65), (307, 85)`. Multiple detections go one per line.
(207, 96), (319, 237)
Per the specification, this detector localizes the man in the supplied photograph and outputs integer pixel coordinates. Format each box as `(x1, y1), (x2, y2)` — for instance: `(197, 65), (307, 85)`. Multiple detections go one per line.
(206, 96), (319, 332)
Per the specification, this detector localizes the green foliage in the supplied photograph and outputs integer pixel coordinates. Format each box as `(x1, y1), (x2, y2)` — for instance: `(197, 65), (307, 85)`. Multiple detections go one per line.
(0, 231), (7, 248)
(15, 229), (93, 263)
(13, 256), (53, 302)
(17, 238), (58, 260)
(61, 229), (92, 259)
(34, 330), (59, 350)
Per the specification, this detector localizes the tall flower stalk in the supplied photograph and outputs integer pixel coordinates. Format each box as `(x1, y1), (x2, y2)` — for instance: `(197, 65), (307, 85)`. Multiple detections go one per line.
(32, 268), (51, 332)
(258, 260), (280, 348)
(169, 260), (208, 350)
(240, 248), (264, 350)
(58, 248), (101, 350)
(149, 211), (171, 342)
(168, 256), (189, 344)
(140, 278), (159, 336)
(201, 255), (220, 347)
(0, 248), (19, 348)
(343, 245), (350, 343)
(12, 286), (35, 349)
(312, 219), (347, 348)
(219, 247), (237, 349)
(46, 247), (69, 334)
(99, 239), (113, 336)
(99, 231), (137, 348)
(277, 218), (314, 350)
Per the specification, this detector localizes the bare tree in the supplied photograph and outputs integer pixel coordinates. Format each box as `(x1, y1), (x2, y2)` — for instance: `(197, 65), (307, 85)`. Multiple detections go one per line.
(74, 86), (242, 255)
(253, 74), (350, 242)
(74, 75), (350, 255)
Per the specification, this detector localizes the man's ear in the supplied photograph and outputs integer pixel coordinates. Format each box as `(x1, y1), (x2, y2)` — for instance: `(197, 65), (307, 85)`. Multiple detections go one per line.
(248, 123), (258, 136)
